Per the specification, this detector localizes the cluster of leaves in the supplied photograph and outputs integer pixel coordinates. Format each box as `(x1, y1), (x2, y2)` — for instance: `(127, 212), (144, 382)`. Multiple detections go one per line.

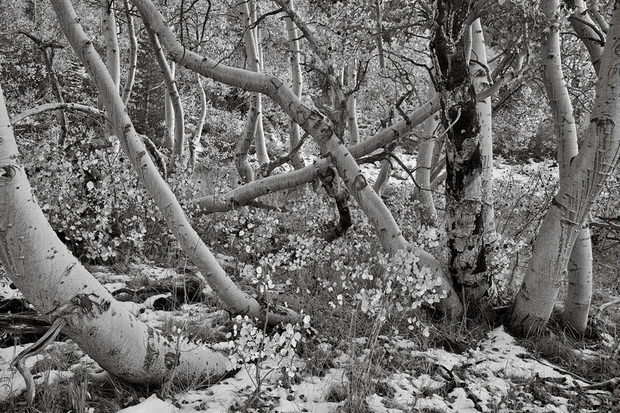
(23, 133), (199, 264)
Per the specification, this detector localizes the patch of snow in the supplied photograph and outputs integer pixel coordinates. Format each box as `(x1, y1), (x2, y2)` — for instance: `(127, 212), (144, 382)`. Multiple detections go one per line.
(116, 394), (178, 413)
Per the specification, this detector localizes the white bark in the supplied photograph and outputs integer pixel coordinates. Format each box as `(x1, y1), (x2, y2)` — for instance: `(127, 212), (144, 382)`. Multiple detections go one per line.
(0, 82), (230, 385)
(101, 0), (121, 152)
(347, 62), (359, 145)
(416, 88), (439, 226)
(189, 72), (207, 172)
(470, 19), (499, 268)
(538, 0), (593, 333)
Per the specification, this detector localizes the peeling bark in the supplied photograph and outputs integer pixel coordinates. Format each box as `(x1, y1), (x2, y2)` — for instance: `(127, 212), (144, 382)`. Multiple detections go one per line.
(431, 1), (488, 304)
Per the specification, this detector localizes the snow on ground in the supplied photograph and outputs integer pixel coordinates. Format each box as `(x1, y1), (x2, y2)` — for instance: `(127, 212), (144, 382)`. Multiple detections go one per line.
(90, 325), (612, 413)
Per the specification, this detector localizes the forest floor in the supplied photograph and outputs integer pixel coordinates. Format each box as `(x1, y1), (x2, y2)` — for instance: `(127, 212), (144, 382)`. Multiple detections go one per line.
(0, 157), (619, 412)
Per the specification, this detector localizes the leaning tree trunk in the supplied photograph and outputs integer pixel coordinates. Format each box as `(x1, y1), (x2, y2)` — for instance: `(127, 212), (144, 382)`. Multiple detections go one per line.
(285, 0), (305, 170)
(431, 1), (488, 305)
(416, 87), (439, 226)
(507, 0), (620, 336)
(470, 18), (499, 276)
(538, 0), (593, 333)
(131, 0), (464, 316)
(0, 82), (231, 385)
(50, 0), (298, 325)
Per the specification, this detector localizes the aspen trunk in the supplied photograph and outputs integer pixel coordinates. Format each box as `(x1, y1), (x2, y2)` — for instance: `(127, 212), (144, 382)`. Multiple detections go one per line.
(145, 24), (185, 168)
(0, 82), (231, 385)
(470, 19), (499, 273)
(132, 0), (464, 316)
(537, 0), (593, 333)
(101, 0), (120, 153)
(189, 72), (207, 172)
(238, 0), (269, 166)
(121, 0), (138, 105)
(285, 0), (305, 170)
(416, 87), (439, 226)
(347, 63), (359, 145)
(163, 63), (175, 151)
(50, 0), (298, 325)
(431, 1), (488, 304)
(508, 0), (620, 336)
(373, 159), (391, 196)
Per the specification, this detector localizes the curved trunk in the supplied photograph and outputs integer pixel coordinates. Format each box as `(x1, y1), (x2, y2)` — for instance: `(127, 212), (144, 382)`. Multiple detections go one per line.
(12, 102), (104, 123)
(145, 24), (184, 169)
(0, 83), (230, 385)
(285, 0), (305, 170)
(508, 0), (620, 336)
(132, 0), (463, 316)
(121, 0), (138, 106)
(416, 88), (439, 226)
(50, 0), (298, 325)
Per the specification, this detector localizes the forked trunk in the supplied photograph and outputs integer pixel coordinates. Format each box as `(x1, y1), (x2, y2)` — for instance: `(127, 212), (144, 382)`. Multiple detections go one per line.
(508, 0), (620, 336)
